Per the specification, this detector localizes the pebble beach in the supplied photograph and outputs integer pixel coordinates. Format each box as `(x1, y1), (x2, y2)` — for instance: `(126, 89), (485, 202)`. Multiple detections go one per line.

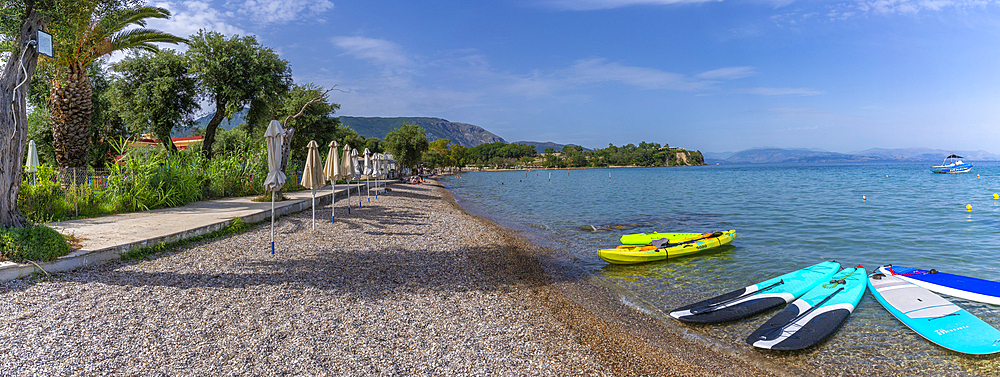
(1, 181), (797, 376)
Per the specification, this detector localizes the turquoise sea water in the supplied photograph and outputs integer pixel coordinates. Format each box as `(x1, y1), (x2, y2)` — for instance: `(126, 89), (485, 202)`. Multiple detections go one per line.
(443, 162), (1000, 376)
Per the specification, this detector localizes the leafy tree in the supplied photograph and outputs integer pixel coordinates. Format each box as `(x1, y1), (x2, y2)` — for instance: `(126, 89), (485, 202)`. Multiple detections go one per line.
(449, 144), (467, 168)
(543, 146), (554, 154)
(87, 62), (127, 168)
(187, 30), (292, 159)
(383, 123), (428, 172)
(0, 2), (50, 228)
(363, 138), (382, 154)
(267, 83), (354, 161)
(108, 49), (198, 151)
(46, 1), (185, 172)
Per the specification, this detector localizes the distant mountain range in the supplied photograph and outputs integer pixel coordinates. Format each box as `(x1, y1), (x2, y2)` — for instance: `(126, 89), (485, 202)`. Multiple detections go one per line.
(339, 117), (505, 148)
(176, 113), (508, 149)
(709, 147), (1000, 164)
(172, 110), (247, 137)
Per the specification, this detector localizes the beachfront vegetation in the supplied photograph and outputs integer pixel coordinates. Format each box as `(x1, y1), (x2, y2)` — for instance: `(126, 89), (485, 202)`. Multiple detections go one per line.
(187, 30), (292, 159)
(423, 139), (467, 170)
(384, 123), (429, 171)
(108, 49), (199, 151)
(46, 1), (186, 175)
(464, 142), (537, 167)
(444, 141), (704, 169)
(17, 142), (307, 224)
(0, 224), (70, 262)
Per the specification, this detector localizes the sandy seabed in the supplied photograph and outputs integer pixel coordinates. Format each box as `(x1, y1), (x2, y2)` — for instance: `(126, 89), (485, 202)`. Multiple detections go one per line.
(0, 181), (799, 376)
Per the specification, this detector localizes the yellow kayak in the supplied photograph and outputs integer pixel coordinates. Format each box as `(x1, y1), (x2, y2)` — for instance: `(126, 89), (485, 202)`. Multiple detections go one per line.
(598, 230), (737, 264)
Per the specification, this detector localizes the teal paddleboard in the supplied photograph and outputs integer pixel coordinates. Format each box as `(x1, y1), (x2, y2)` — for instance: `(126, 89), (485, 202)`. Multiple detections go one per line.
(670, 261), (840, 323)
(868, 271), (1000, 355)
(747, 266), (867, 350)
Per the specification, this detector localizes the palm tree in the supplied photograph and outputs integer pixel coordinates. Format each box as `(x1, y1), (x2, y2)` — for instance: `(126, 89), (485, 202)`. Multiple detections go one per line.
(48, 1), (185, 177)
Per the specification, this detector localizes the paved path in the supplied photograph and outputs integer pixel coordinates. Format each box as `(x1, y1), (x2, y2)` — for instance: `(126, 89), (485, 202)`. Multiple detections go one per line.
(0, 181), (393, 281)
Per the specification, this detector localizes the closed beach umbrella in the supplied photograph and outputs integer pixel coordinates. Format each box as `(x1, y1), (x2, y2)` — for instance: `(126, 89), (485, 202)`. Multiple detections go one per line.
(372, 153), (380, 197)
(26, 140), (39, 185)
(363, 148), (372, 203)
(26, 140), (39, 173)
(301, 140), (325, 230)
(263, 120), (286, 255)
(341, 144), (353, 214)
(377, 154), (386, 194)
(324, 141), (341, 222)
(351, 148), (361, 206)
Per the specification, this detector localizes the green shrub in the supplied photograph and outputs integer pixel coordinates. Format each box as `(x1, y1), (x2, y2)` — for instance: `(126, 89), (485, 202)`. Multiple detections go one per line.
(0, 225), (71, 262)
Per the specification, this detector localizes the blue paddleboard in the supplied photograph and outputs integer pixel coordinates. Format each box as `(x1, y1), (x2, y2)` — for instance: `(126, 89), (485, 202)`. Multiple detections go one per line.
(670, 261), (840, 323)
(878, 265), (1000, 306)
(747, 266), (867, 350)
(868, 270), (1000, 355)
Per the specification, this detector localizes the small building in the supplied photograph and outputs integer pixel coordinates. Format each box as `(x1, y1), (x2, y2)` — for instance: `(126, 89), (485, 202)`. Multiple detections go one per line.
(132, 134), (204, 150)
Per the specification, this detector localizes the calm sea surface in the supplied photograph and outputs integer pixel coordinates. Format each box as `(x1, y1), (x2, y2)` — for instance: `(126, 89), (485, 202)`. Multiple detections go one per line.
(442, 162), (1000, 376)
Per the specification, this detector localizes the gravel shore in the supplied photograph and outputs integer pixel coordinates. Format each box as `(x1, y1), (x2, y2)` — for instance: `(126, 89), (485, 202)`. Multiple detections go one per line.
(1, 181), (793, 376)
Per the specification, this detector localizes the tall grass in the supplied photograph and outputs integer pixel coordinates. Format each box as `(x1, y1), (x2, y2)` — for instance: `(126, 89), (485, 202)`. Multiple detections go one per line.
(18, 140), (307, 223)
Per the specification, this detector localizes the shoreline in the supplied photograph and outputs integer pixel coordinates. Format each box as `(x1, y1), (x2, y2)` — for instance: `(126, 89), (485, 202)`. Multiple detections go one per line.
(1, 179), (796, 375)
(435, 180), (806, 376)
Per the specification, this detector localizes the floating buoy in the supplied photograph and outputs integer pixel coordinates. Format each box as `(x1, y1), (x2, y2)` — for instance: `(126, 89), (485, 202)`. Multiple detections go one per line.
(967, 204), (972, 212)
(863, 195), (866, 201)
(994, 193), (998, 200)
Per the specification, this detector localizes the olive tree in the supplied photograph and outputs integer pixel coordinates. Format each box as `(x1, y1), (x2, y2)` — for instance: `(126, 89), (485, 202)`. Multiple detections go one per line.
(107, 49), (198, 151)
(383, 123), (428, 173)
(186, 30), (291, 159)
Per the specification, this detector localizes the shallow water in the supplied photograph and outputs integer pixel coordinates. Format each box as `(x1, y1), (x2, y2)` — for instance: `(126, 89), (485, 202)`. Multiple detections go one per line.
(443, 163), (1000, 376)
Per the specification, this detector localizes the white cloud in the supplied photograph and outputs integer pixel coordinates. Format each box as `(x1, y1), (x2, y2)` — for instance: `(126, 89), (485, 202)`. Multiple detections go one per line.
(237, 0), (334, 25)
(563, 58), (708, 90)
(696, 66), (758, 79)
(546, 0), (720, 10)
(744, 87), (825, 96)
(825, 0), (998, 19)
(147, 1), (245, 41)
(331, 36), (409, 66)
(499, 58), (714, 97)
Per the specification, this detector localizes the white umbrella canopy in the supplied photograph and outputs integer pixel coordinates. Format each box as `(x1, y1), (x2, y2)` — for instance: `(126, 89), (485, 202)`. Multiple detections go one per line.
(324, 140), (341, 182)
(363, 148), (372, 202)
(363, 148), (372, 176)
(351, 148), (360, 177)
(263, 120), (286, 192)
(25, 140), (39, 173)
(263, 120), (286, 255)
(325, 141), (341, 223)
(341, 144), (352, 180)
(351, 148), (361, 206)
(301, 140), (325, 190)
(301, 140), (325, 230)
(341, 144), (353, 214)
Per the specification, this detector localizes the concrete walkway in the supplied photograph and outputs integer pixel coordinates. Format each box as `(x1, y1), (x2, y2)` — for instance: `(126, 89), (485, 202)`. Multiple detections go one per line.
(0, 180), (394, 282)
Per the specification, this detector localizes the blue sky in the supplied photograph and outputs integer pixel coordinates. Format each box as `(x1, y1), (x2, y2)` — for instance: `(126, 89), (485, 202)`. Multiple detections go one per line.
(143, 0), (1000, 153)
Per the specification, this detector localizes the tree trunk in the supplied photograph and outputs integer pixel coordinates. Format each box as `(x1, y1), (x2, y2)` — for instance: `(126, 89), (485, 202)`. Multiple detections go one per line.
(51, 63), (93, 180)
(201, 96), (227, 159)
(0, 10), (43, 229)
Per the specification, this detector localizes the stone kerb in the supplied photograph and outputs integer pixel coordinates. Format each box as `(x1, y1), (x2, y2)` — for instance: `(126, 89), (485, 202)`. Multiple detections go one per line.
(0, 183), (379, 282)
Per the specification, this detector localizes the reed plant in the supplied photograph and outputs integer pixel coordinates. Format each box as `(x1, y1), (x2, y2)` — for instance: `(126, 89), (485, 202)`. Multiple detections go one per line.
(18, 138), (308, 223)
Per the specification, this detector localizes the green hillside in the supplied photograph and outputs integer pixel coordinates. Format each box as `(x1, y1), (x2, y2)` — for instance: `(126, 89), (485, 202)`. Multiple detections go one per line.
(339, 117), (506, 148)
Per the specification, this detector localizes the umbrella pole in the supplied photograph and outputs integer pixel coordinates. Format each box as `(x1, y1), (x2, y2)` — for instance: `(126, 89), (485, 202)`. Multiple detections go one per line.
(271, 191), (275, 255)
(347, 179), (351, 214)
(312, 188), (316, 231)
(367, 176), (371, 203)
(331, 181), (336, 223)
